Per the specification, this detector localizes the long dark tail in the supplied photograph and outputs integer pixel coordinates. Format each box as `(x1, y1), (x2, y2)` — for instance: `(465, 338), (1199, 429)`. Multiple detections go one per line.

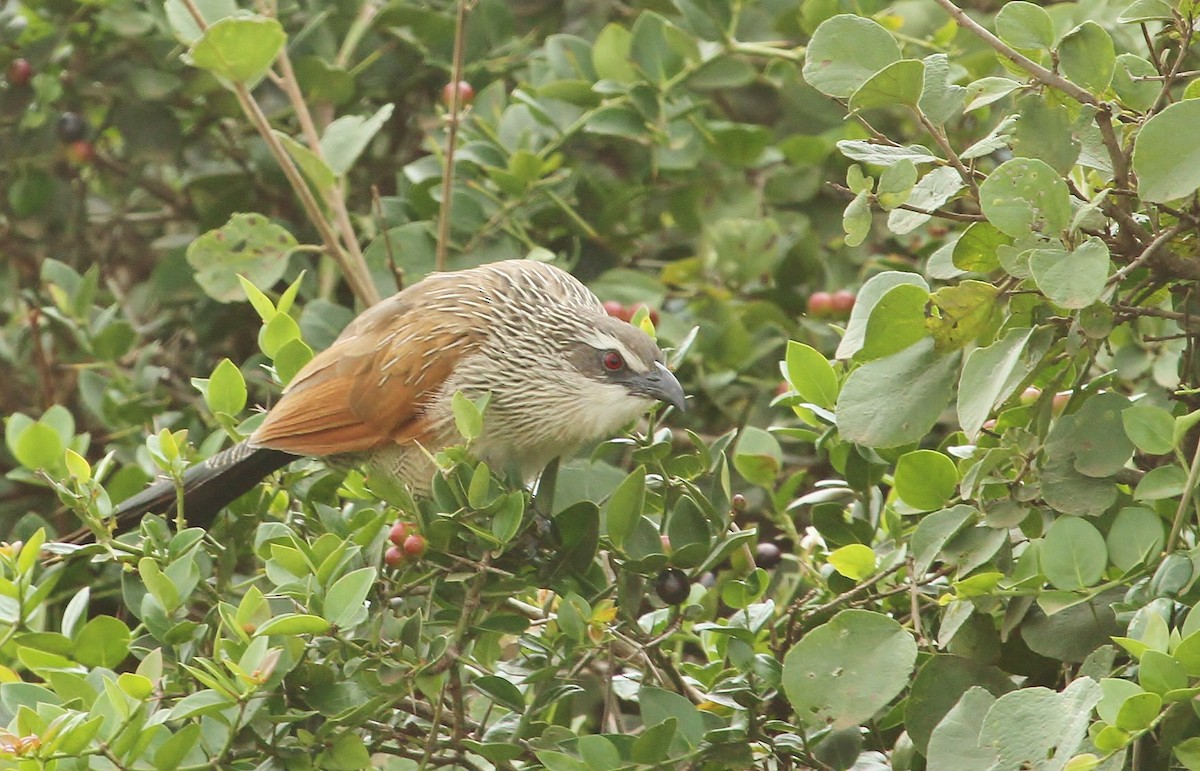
(65, 442), (297, 544)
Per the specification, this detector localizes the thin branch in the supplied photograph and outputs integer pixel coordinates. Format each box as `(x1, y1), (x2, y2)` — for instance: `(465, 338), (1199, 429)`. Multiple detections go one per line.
(435, 0), (471, 272)
(1167, 430), (1200, 552)
(1107, 223), (1185, 286)
(931, 0), (1103, 109)
(178, 0), (379, 307)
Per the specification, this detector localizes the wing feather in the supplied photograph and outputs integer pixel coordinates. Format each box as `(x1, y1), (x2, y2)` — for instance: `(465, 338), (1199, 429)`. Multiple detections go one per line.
(250, 287), (486, 457)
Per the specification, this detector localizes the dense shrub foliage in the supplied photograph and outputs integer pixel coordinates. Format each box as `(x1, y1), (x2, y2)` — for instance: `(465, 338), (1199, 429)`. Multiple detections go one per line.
(5, 0), (1200, 768)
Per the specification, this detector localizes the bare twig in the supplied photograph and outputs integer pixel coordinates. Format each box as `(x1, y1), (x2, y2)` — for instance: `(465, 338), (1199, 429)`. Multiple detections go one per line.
(435, 0), (471, 272)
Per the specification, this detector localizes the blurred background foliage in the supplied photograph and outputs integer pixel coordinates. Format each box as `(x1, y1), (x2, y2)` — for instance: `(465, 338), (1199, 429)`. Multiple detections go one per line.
(5, 0), (1200, 768)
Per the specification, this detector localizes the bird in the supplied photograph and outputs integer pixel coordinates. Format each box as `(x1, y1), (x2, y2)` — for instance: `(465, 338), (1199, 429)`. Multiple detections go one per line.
(67, 259), (686, 543)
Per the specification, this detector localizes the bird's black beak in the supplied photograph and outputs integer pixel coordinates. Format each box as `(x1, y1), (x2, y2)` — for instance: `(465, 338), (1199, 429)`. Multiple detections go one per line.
(635, 362), (687, 413)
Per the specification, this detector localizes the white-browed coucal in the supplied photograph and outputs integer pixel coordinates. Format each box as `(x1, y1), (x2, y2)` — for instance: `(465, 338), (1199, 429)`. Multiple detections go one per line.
(71, 259), (685, 541)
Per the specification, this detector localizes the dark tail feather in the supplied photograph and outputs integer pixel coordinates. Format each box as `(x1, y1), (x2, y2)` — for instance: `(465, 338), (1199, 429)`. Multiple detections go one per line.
(65, 442), (297, 544)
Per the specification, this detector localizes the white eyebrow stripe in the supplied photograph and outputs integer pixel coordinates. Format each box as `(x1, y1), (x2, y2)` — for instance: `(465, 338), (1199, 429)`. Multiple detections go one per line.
(579, 330), (649, 373)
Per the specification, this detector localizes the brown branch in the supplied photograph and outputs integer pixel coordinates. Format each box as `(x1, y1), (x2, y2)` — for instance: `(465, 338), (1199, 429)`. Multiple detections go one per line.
(435, 0), (472, 272)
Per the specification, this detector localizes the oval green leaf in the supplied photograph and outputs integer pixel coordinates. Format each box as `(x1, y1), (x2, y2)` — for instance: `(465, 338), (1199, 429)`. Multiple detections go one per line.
(782, 609), (918, 730)
(803, 15), (901, 99)
(895, 450), (958, 511)
(1041, 516), (1107, 590)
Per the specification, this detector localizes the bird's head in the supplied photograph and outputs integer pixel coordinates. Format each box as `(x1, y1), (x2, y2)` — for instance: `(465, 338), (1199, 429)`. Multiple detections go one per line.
(567, 314), (686, 417)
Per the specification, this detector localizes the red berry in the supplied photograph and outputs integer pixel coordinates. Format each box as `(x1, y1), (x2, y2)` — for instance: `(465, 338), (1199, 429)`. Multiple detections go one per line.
(602, 300), (632, 322)
(981, 418), (997, 431)
(659, 534), (672, 554)
(776, 381), (790, 396)
(1052, 391), (1072, 415)
(384, 545), (404, 567)
(442, 80), (475, 109)
(6, 58), (32, 88)
(402, 534), (427, 558)
(65, 140), (94, 165)
(830, 290), (856, 317)
(388, 520), (410, 546)
(1019, 387), (1042, 406)
(731, 493), (747, 513)
(807, 291), (833, 317)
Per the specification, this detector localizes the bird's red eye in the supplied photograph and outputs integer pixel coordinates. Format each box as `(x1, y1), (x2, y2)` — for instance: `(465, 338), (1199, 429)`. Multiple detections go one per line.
(602, 350), (624, 371)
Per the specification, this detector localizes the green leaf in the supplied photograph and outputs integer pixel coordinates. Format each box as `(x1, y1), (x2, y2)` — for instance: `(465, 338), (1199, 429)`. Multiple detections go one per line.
(1122, 405), (1176, 455)
(1136, 465), (1188, 501)
(952, 222), (1010, 273)
(979, 678), (1101, 770)
(1030, 237), (1110, 309)
(631, 717), (676, 764)
(1114, 691), (1161, 731)
(803, 14), (901, 99)
(273, 338), (314, 385)
(276, 131), (335, 195)
(957, 327), (1039, 439)
(73, 616), (131, 668)
(254, 613), (332, 637)
(1058, 22), (1115, 94)
(894, 450), (958, 511)
(919, 53), (966, 125)
(995, 2), (1055, 49)
(188, 16), (285, 85)
(259, 312), (301, 359)
(926, 687), (997, 770)
(887, 166), (964, 234)
(490, 492), (524, 544)
(861, 283), (929, 361)
(138, 557), (180, 611)
(1102, 506), (1162, 571)
(978, 158), (1071, 238)
(605, 466), (645, 550)
(842, 189), (871, 248)
(1041, 517), (1107, 590)
(964, 77), (1023, 112)
(324, 567), (376, 628)
(1175, 737), (1200, 771)
(876, 158), (917, 210)
(164, 0), (235, 44)
(926, 280), (1000, 351)
(1112, 54), (1160, 113)
(836, 141), (938, 165)
(1011, 93), (1080, 175)
(912, 504), (975, 576)
(733, 426), (782, 487)
(837, 338), (960, 448)
(849, 59), (925, 111)
(472, 675), (525, 713)
(784, 341), (839, 409)
(837, 271), (930, 360)
(629, 13), (695, 84)
(782, 610), (917, 730)
(1139, 649), (1187, 694)
(640, 686), (705, 748)
(187, 213), (295, 302)
(1134, 100), (1200, 203)
(592, 24), (637, 83)
(320, 104), (395, 177)
(828, 544), (876, 580)
(13, 421), (64, 471)
(206, 358), (247, 416)
(906, 656), (1014, 755)
(1118, 0), (1173, 22)
(451, 391), (484, 442)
